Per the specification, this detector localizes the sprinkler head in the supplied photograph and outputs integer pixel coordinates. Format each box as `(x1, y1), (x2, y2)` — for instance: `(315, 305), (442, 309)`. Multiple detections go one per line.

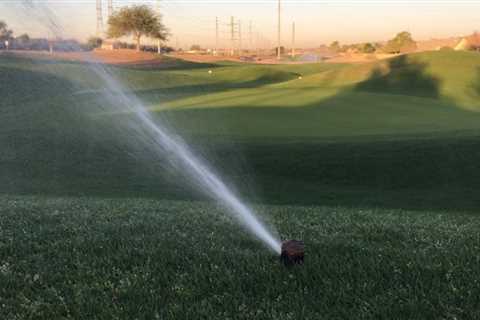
(280, 240), (304, 265)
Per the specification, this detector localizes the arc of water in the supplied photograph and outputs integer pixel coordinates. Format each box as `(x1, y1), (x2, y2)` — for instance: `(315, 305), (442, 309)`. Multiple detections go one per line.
(18, 1), (282, 254)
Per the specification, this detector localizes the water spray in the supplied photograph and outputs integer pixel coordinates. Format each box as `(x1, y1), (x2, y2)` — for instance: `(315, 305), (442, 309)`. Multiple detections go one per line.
(18, 1), (285, 255)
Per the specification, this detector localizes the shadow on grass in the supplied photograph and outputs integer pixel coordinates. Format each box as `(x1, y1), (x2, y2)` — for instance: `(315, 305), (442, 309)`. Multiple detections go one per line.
(471, 67), (480, 97)
(356, 54), (441, 98)
(136, 72), (298, 105)
(117, 57), (221, 71)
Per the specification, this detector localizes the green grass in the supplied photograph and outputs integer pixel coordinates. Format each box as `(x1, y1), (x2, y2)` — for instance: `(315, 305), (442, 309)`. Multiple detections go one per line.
(2, 51), (480, 208)
(2, 51), (480, 318)
(2, 196), (480, 319)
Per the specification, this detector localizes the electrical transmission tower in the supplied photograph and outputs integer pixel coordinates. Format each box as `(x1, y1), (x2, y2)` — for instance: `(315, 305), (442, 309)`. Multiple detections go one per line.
(230, 17), (242, 56)
(238, 20), (242, 54)
(215, 17), (219, 56)
(230, 16), (235, 56)
(156, 0), (161, 54)
(107, 0), (113, 18)
(96, 0), (103, 37)
(249, 21), (253, 52)
(291, 22), (296, 58)
(277, 0), (281, 59)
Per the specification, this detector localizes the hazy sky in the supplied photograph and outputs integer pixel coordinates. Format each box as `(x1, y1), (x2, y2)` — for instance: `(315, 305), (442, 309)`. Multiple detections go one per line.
(1, 0), (480, 48)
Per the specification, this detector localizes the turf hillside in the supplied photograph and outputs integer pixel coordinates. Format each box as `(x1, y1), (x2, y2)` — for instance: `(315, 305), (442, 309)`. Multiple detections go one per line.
(1, 51), (480, 209)
(2, 51), (480, 319)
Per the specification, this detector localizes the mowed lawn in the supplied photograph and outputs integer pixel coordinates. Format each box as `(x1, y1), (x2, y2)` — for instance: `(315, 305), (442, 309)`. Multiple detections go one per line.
(2, 196), (480, 319)
(1, 51), (480, 319)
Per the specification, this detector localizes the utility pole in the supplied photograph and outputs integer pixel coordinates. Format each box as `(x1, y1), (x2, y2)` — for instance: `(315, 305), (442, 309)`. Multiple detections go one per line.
(230, 16), (235, 56)
(96, 0), (103, 37)
(238, 20), (242, 55)
(256, 32), (260, 56)
(215, 17), (219, 56)
(277, 0), (281, 59)
(291, 21), (296, 58)
(249, 21), (253, 52)
(107, 0), (113, 19)
(156, 0), (161, 54)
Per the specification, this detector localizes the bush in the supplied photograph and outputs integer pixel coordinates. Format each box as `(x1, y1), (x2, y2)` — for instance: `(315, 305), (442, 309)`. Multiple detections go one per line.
(190, 44), (202, 51)
(86, 37), (103, 50)
(329, 41), (341, 52)
(359, 43), (376, 54)
(383, 31), (417, 54)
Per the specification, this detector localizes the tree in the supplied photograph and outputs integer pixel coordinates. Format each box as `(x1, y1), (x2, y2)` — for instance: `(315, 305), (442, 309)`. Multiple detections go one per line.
(14, 33), (30, 50)
(374, 42), (384, 51)
(383, 31), (417, 54)
(329, 41), (341, 52)
(359, 42), (376, 54)
(16, 33), (30, 43)
(340, 44), (350, 53)
(107, 5), (168, 51)
(0, 21), (13, 42)
(86, 36), (103, 50)
(190, 44), (202, 51)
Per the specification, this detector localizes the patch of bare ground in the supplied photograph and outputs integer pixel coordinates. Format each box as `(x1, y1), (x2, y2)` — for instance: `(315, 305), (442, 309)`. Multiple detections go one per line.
(3, 49), (177, 67)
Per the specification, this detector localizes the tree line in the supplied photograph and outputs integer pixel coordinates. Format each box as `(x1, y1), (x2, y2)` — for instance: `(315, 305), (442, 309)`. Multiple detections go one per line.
(329, 31), (417, 55)
(0, 20), (95, 51)
(1, 5), (169, 52)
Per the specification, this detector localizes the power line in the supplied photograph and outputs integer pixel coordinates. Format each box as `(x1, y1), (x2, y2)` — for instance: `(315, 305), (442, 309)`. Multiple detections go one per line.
(215, 16), (219, 55)
(230, 16), (235, 56)
(249, 20), (253, 50)
(277, 0), (281, 59)
(154, 0), (277, 53)
(107, 0), (113, 18)
(96, 0), (103, 37)
(97, 0), (279, 55)
(291, 21), (295, 57)
(238, 19), (242, 53)
(156, 0), (161, 53)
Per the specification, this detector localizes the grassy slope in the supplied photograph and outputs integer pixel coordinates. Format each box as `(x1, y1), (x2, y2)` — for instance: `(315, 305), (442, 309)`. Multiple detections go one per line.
(2, 51), (480, 318)
(2, 51), (480, 208)
(163, 51), (480, 137)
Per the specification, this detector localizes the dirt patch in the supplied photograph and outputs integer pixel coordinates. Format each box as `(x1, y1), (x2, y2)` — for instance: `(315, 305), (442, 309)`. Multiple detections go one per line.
(4, 49), (169, 66)
(4, 49), (394, 66)
(92, 49), (164, 65)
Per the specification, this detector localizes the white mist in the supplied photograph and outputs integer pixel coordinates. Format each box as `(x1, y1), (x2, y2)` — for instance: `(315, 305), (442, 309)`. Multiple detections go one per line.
(19, 1), (282, 254)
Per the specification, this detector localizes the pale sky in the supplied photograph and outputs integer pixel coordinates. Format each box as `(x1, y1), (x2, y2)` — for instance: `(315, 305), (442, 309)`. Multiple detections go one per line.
(1, 0), (480, 48)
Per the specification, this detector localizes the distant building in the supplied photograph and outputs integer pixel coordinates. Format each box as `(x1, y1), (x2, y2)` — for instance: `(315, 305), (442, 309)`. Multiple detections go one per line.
(455, 33), (480, 51)
(416, 37), (460, 51)
(101, 39), (119, 50)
